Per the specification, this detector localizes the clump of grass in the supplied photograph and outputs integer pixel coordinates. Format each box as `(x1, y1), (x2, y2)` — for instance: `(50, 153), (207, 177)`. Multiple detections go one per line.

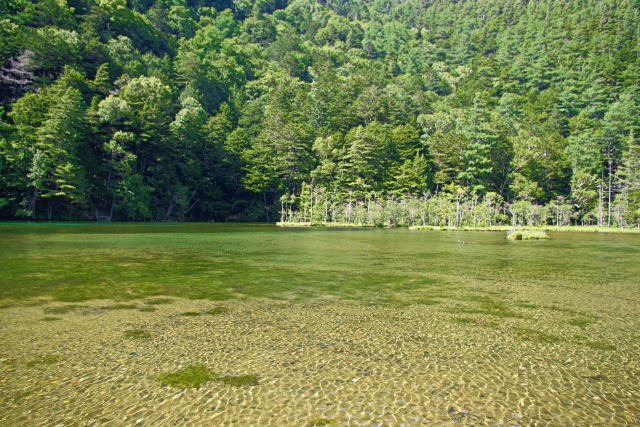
(42, 316), (61, 321)
(159, 365), (216, 388)
(507, 230), (549, 241)
(180, 311), (201, 317)
(308, 418), (335, 426)
(139, 306), (156, 312)
(218, 374), (258, 386)
(43, 305), (81, 314)
(124, 329), (151, 339)
(513, 327), (563, 344)
(25, 354), (62, 367)
(204, 306), (227, 315)
(144, 297), (173, 305)
(569, 317), (593, 328)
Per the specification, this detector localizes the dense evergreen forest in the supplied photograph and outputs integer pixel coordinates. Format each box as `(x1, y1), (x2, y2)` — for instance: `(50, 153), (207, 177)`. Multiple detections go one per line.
(1, 0), (639, 226)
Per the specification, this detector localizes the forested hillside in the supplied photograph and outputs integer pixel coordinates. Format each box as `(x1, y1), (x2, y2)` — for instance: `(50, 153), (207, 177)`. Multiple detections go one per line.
(1, 0), (639, 226)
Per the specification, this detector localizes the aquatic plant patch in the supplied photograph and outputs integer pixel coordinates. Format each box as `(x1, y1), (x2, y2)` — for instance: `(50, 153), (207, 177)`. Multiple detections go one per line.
(144, 298), (173, 305)
(507, 230), (550, 241)
(512, 327), (563, 344)
(123, 329), (151, 339)
(308, 418), (336, 426)
(102, 303), (138, 310)
(204, 306), (227, 315)
(25, 354), (63, 367)
(43, 305), (83, 314)
(159, 365), (216, 388)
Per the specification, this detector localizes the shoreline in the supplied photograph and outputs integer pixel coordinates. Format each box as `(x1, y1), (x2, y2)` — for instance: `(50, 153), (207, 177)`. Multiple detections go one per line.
(276, 222), (640, 234)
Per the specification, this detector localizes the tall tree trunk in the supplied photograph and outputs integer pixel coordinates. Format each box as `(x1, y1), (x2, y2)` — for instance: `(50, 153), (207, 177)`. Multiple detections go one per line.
(309, 185), (313, 226)
(47, 198), (53, 221)
(608, 159), (613, 227)
(598, 180), (603, 226)
(29, 189), (38, 220)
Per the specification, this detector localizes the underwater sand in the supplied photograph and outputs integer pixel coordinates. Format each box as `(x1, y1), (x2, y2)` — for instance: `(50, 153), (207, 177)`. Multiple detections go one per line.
(1, 294), (639, 426)
(1, 225), (639, 425)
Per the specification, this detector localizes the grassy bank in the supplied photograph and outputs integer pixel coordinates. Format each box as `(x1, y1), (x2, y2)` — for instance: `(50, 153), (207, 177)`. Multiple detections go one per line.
(276, 222), (640, 233)
(507, 230), (550, 240)
(275, 222), (376, 228)
(409, 225), (640, 233)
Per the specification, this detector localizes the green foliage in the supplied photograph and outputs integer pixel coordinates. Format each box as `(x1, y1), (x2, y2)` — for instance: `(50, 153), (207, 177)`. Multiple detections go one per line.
(0, 0), (639, 224)
(507, 230), (550, 241)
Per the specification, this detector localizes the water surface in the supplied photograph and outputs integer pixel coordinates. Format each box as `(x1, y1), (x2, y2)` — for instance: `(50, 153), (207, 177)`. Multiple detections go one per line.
(0, 224), (639, 424)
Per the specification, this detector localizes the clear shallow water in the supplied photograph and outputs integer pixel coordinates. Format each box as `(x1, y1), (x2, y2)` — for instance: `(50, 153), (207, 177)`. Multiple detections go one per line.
(1, 223), (638, 302)
(0, 224), (639, 424)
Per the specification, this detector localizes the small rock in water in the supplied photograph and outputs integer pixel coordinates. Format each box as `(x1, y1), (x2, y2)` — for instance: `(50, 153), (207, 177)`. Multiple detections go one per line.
(448, 407), (456, 414)
(459, 410), (469, 415)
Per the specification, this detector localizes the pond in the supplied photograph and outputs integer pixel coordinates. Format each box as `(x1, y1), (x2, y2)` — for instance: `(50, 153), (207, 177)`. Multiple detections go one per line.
(1, 223), (639, 425)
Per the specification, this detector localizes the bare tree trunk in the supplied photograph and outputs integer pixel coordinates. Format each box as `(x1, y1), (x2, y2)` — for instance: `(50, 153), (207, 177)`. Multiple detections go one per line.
(263, 193), (269, 222)
(29, 189), (38, 220)
(166, 195), (175, 220)
(608, 159), (613, 226)
(598, 180), (603, 226)
(309, 185), (313, 226)
(47, 198), (53, 221)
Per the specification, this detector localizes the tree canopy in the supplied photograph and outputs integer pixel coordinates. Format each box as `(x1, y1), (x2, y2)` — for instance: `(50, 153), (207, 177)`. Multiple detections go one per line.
(1, 0), (639, 226)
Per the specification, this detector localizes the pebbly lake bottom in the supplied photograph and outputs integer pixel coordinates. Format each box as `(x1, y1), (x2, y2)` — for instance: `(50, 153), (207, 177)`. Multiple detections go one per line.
(0, 224), (639, 425)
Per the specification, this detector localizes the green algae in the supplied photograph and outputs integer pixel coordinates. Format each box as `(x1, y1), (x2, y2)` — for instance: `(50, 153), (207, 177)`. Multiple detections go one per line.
(159, 365), (216, 388)
(43, 305), (83, 314)
(308, 418), (335, 426)
(512, 327), (564, 344)
(123, 329), (151, 339)
(25, 354), (63, 367)
(144, 298), (173, 305)
(204, 306), (227, 315)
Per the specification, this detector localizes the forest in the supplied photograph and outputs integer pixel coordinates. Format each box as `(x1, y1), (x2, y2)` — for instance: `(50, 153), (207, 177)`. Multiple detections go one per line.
(1, 0), (639, 226)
